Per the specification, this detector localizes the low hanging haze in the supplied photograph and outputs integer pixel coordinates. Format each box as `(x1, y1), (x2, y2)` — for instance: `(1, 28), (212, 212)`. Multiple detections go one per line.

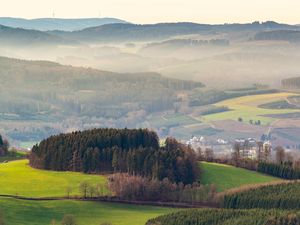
(1, 0), (300, 24)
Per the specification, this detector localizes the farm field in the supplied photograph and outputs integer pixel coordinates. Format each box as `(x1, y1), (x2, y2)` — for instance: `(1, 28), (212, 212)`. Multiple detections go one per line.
(144, 113), (201, 129)
(0, 197), (177, 225)
(200, 162), (280, 192)
(0, 160), (108, 197)
(202, 92), (300, 125)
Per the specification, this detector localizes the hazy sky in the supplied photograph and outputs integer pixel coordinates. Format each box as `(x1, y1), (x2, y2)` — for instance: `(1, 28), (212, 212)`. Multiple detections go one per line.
(1, 0), (300, 24)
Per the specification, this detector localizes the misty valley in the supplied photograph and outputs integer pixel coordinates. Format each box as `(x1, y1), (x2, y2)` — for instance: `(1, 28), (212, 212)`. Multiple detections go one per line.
(1, 15), (300, 225)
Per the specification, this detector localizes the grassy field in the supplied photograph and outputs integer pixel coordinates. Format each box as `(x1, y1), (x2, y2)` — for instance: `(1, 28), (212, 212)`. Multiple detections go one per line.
(0, 197), (177, 225)
(0, 160), (108, 197)
(146, 113), (200, 129)
(0, 151), (26, 163)
(202, 92), (300, 125)
(200, 162), (280, 192)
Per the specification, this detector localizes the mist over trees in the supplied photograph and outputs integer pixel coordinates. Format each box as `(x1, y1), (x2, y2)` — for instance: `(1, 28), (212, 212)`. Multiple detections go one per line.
(0, 57), (203, 143)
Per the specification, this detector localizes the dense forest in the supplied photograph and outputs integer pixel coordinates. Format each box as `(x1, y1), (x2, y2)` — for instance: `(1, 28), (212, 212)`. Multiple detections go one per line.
(282, 76), (300, 89)
(30, 128), (199, 184)
(0, 57), (202, 118)
(0, 134), (8, 156)
(146, 208), (300, 225)
(257, 162), (300, 179)
(223, 182), (300, 209)
(254, 30), (300, 43)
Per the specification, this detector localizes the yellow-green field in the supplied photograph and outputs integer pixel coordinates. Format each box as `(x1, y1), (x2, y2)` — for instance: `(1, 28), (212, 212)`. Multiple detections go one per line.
(0, 160), (108, 197)
(200, 162), (280, 192)
(202, 92), (299, 125)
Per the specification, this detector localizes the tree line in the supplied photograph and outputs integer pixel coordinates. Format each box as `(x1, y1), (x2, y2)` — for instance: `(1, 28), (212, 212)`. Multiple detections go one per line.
(282, 76), (300, 89)
(108, 173), (215, 203)
(257, 162), (300, 179)
(0, 135), (8, 157)
(146, 208), (300, 225)
(223, 182), (300, 210)
(198, 140), (300, 180)
(30, 128), (199, 184)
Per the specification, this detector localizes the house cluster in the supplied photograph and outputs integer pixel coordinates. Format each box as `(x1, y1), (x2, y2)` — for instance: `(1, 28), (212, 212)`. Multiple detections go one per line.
(233, 138), (272, 159)
(186, 135), (272, 159)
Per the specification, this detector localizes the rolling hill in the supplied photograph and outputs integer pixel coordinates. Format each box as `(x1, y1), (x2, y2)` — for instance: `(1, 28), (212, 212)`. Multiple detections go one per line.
(0, 160), (108, 197)
(0, 24), (68, 46)
(0, 20), (299, 45)
(0, 197), (176, 225)
(0, 56), (203, 143)
(202, 92), (300, 125)
(51, 21), (300, 43)
(146, 209), (299, 225)
(254, 30), (300, 43)
(200, 162), (280, 192)
(0, 17), (128, 31)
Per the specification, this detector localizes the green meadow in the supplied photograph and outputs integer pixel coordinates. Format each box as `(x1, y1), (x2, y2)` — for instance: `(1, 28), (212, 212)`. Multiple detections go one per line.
(0, 197), (177, 225)
(199, 162), (280, 192)
(202, 92), (300, 125)
(0, 160), (108, 197)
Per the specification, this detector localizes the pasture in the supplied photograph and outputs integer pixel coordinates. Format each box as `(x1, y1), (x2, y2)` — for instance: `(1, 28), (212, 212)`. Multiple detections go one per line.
(0, 160), (108, 197)
(0, 197), (177, 225)
(199, 162), (280, 192)
(202, 92), (300, 125)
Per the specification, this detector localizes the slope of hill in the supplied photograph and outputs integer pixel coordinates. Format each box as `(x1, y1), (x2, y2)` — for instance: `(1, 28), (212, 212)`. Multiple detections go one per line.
(146, 209), (300, 225)
(200, 162), (279, 192)
(0, 25), (68, 46)
(254, 30), (300, 42)
(202, 92), (300, 125)
(0, 17), (128, 31)
(0, 20), (299, 45)
(0, 57), (203, 143)
(0, 197), (176, 225)
(0, 160), (108, 197)
(223, 181), (300, 209)
(52, 21), (300, 43)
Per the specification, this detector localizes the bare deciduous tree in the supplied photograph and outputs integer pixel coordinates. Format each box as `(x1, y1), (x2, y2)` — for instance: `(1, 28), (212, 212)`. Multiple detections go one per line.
(79, 181), (90, 198)
(66, 186), (72, 198)
(275, 146), (285, 165)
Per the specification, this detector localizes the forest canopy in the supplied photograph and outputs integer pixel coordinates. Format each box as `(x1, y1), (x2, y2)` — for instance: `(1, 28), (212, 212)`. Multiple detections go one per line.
(29, 128), (199, 184)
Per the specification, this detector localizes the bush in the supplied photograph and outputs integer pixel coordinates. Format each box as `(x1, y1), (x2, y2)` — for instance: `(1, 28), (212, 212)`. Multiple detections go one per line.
(61, 214), (77, 225)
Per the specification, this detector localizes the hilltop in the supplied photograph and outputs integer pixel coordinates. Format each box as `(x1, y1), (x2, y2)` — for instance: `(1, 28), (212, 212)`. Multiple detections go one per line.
(0, 17), (128, 31)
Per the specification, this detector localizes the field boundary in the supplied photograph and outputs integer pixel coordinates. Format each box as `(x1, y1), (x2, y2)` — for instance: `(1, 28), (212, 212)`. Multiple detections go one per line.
(0, 194), (219, 208)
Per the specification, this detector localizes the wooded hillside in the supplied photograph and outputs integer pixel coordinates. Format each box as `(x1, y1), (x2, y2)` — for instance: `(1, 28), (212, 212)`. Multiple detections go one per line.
(146, 208), (300, 225)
